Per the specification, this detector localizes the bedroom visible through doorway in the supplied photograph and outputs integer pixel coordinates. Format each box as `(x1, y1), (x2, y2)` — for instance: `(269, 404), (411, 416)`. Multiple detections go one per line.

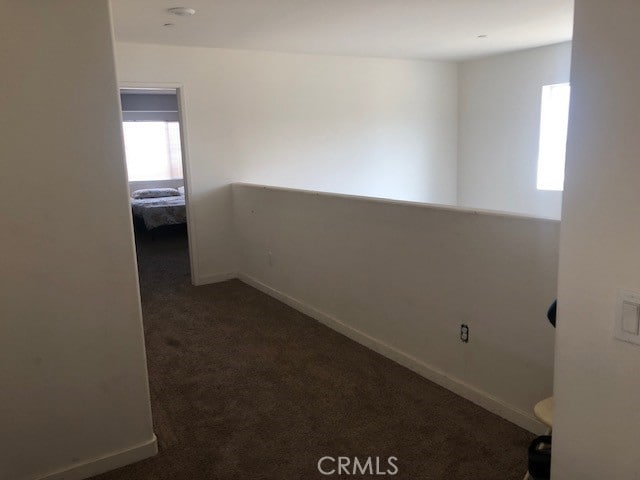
(120, 87), (193, 282)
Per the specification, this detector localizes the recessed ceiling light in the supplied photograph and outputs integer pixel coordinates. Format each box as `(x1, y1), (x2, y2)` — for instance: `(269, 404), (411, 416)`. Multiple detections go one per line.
(477, 34), (488, 38)
(163, 23), (174, 27)
(168, 7), (196, 16)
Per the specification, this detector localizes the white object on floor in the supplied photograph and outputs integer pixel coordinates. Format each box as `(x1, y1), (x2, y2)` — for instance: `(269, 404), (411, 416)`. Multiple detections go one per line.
(534, 397), (553, 429)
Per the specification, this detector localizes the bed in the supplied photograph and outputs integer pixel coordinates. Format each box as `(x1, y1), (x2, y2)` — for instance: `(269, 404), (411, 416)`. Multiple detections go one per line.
(130, 188), (186, 230)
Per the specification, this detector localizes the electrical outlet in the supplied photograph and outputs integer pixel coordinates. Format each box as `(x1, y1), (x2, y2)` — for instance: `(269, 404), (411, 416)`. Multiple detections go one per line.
(460, 324), (469, 343)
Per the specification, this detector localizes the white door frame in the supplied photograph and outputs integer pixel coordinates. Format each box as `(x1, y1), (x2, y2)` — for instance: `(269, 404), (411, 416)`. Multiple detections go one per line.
(119, 81), (199, 286)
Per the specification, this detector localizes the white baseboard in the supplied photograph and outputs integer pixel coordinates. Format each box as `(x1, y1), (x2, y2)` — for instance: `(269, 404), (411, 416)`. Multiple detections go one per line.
(238, 273), (546, 435)
(194, 271), (238, 286)
(37, 435), (158, 480)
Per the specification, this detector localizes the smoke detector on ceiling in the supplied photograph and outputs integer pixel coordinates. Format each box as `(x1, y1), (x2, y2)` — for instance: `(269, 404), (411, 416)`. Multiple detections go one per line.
(167, 7), (196, 16)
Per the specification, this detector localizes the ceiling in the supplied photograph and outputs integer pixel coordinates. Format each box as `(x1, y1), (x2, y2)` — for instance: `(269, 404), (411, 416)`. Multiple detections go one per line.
(110, 0), (574, 61)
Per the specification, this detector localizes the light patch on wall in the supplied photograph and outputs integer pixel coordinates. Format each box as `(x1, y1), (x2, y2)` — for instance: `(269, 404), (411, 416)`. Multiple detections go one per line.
(537, 83), (571, 191)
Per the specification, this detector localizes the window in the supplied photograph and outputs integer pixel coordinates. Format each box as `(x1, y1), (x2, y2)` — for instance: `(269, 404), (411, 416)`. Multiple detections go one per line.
(122, 121), (183, 181)
(536, 83), (571, 191)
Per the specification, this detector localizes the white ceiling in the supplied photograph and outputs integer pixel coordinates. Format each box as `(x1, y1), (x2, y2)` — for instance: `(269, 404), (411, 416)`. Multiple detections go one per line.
(111, 0), (574, 61)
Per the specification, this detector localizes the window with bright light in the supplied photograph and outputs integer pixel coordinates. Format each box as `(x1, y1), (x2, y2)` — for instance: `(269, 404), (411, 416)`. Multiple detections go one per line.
(122, 121), (183, 181)
(536, 83), (570, 191)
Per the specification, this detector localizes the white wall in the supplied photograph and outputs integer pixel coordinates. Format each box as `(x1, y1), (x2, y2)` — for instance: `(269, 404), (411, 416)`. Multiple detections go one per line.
(115, 43), (459, 283)
(552, 1), (640, 477)
(233, 183), (559, 432)
(458, 42), (572, 220)
(0, 2), (155, 480)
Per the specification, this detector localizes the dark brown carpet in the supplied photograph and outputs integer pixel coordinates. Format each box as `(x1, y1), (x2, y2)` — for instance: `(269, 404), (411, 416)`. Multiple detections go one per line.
(91, 225), (533, 480)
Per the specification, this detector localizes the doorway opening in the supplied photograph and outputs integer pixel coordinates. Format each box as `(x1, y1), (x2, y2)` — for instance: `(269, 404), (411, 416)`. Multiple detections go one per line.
(120, 87), (195, 284)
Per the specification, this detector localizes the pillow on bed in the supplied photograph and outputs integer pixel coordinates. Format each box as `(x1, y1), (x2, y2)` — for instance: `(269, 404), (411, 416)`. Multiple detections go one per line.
(177, 186), (185, 196)
(131, 188), (180, 199)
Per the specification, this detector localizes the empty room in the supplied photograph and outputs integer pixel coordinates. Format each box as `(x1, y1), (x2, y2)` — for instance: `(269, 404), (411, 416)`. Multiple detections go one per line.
(3, 1), (640, 480)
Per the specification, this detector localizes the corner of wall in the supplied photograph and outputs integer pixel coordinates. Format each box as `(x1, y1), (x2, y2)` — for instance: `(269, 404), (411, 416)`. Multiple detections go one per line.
(37, 436), (158, 480)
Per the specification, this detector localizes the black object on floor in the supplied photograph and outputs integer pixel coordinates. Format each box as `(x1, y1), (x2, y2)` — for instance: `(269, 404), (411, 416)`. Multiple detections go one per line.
(528, 435), (552, 480)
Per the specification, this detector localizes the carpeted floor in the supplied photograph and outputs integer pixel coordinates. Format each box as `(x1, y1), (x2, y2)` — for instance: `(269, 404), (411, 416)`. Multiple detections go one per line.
(91, 225), (533, 480)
